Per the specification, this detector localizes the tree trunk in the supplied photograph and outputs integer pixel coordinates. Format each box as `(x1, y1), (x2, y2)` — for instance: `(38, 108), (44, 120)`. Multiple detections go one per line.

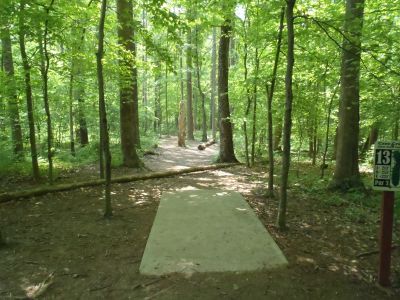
(154, 71), (162, 135)
(165, 61), (169, 135)
(74, 26), (90, 147)
(361, 124), (379, 156)
(68, 69), (76, 156)
(267, 6), (285, 197)
(97, 0), (112, 218)
(329, 0), (365, 190)
(273, 121), (283, 151)
(250, 49), (259, 166)
(194, 28), (207, 142)
(321, 82), (339, 178)
(18, 0), (40, 181)
(277, 0), (296, 230)
(1, 27), (24, 156)
(141, 9), (148, 134)
(242, 12), (251, 167)
(210, 27), (217, 140)
(178, 100), (186, 147)
(186, 27), (195, 140)
(116, 0), (141, 167)
(217, 19), (238, 163)
(38, 1), (55, 183)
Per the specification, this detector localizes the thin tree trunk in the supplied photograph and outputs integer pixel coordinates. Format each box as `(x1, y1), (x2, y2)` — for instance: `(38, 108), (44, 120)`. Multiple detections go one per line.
(277, 0), (296, 230)
(165, 61), (169, 135)
(329, 0), (365, 190)
(178, 100), (186, 147)
(142, 9), (148, 133)
(321, 82), (339, 178)
(217, 19), (238, 163)
(39, 0), (55, 183)
(266, 6), (284, 197)
(18, 0), (40, 181)
(186, 26), (195, 140)
(194, 28), (207, 142)
(250, 49), (259, 166)
(97, 0), (112, 217)
(68, 68), (76, 156)
(1, 27), (24, 156)
(242, 12), (251, 167)
(210, 27), (217, 140)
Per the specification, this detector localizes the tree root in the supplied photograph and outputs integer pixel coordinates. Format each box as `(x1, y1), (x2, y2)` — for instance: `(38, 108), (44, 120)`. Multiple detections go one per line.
(0, 163), (240, 203)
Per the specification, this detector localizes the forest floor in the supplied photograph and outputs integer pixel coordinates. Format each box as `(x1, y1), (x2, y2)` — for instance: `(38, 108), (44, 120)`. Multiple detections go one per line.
(0, 136), (399, 299)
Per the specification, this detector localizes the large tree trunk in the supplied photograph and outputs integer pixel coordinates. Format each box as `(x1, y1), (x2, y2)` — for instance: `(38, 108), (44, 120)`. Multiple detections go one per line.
(277, 0), (296, 230)
(18, 0), (40, 181)
(1, 27), (24, 156)
(210, 27), (217, 140)
(266, 7), (285, 197)
(186, 27), (195, 140)
(329, 0), (365, 190)
(97, 0), (112, 218)
(116, 0), (141, 167)
(217, 19), (238, 163)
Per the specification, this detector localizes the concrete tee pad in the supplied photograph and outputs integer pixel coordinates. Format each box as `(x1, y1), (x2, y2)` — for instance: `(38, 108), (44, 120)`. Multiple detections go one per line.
(139, 189), (288, 275)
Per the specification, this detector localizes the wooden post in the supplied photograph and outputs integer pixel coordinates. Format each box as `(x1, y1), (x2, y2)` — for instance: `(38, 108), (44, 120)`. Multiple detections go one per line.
(378, 191), (395, 286)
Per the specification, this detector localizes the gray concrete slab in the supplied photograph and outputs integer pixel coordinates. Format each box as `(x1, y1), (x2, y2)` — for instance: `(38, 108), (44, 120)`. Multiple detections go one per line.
(139, 189), (288, 275)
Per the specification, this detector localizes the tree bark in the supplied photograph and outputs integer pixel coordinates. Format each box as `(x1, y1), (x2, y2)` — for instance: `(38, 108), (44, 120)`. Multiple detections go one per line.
(0, 163), (240, 203)
(242, 10), (251, 167)
(266, 6), (285, 197)
(39, 0), (55, 183)
(361, 124), (379, 156)
(277, 0), (296, 230)
(329, 0), (365, 190)
(1, 27), (24, 156)
(68, 69), (76, 156)
(178, 100), (186, 147)
(18, 0), (40, 181)
(116, 0), (141, 167)
(186, 27), (195, 140)
(194, 27), (207, 142)
(250, 49), (259, 166)
(217, 19), (238, 163)
(210, 27), (217, 140)
(97, 0), (112, 218)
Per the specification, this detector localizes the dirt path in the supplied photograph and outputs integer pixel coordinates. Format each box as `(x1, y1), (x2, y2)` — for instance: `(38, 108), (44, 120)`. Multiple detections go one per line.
(0, 137), (399, 299)
(143, 136), (218, 171)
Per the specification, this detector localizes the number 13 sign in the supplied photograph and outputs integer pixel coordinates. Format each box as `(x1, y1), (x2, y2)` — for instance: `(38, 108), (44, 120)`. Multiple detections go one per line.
(373, 141), (400, 191)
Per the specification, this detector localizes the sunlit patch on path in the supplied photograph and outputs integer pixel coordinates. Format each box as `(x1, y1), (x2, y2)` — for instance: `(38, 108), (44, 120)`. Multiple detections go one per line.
(139, 189), (287, 275)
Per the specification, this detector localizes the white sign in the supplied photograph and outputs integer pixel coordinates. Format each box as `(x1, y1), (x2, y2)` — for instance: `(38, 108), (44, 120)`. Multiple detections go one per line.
(373, 141), (400, 191)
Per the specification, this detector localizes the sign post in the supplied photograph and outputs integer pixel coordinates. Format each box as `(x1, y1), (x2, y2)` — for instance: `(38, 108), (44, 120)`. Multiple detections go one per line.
(373, 141), (400, 286)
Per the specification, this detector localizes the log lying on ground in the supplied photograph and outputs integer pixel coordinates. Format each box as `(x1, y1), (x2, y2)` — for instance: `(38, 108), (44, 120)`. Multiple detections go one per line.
(0, 163), (240, 203)
(198, 139), (216, 150)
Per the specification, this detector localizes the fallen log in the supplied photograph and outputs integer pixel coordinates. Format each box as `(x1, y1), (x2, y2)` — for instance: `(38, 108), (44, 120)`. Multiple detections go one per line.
(198, 139), (216, 150)
(0, 163), (240, 203)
